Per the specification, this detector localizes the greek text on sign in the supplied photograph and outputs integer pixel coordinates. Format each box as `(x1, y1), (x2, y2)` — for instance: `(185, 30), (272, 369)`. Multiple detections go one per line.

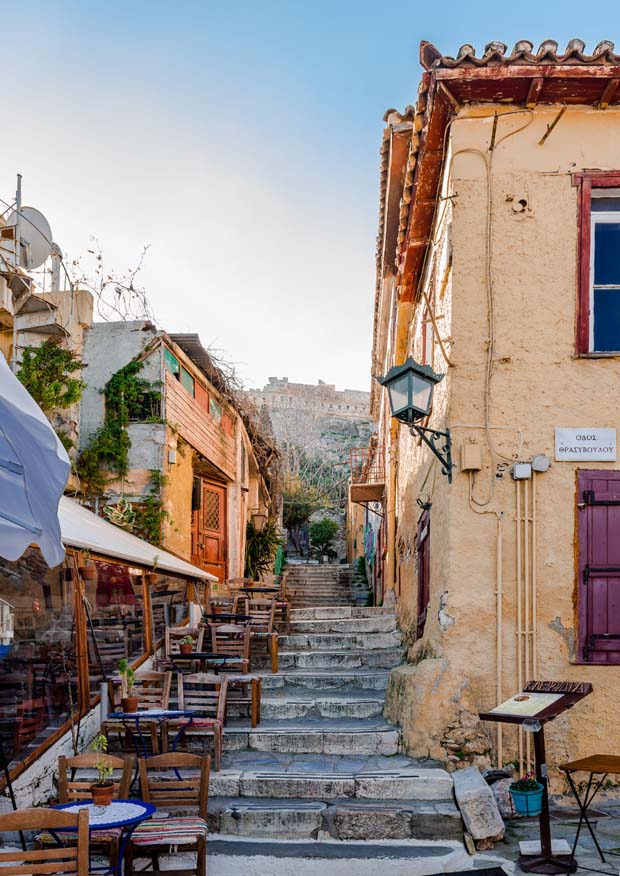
(555, 428), (617, 461)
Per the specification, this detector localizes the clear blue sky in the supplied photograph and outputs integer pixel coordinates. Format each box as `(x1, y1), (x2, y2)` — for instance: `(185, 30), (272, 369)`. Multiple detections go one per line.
(0, 1), (615, 390)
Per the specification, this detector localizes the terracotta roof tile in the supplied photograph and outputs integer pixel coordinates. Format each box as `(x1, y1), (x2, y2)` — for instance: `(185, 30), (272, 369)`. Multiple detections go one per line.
(420, 39), (620, 70)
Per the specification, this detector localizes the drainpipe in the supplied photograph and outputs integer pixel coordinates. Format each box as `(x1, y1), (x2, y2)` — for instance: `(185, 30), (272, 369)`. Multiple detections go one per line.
(384, 299), (413, 605)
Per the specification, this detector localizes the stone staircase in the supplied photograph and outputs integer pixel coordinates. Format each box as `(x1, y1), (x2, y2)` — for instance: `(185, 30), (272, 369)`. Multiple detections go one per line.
(284, 564), (357, 608)
(207, 604), (465, 874)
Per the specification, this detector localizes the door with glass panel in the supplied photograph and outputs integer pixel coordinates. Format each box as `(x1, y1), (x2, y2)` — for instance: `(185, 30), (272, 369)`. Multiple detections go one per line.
(192, 480), (227, 582)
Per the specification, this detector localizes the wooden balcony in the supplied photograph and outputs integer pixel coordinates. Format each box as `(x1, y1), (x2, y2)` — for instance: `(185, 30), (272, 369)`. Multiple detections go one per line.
(349, 446), (385, 506)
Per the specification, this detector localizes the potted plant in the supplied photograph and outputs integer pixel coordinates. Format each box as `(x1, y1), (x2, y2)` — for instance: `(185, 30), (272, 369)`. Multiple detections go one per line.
(179, 635), (196, 655)
(509, 771), (544, 816)
(309, 518), (339, 565)
(78, 550), (96, 581)
(90, 733), (115, 807)
(146, 555), (159, 586)
(118, 658), (138, 713)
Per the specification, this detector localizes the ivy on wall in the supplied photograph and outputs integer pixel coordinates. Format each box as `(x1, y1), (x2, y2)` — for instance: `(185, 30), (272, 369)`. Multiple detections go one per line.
(132, 469), (170, 547)
(77, 359), (161, 495)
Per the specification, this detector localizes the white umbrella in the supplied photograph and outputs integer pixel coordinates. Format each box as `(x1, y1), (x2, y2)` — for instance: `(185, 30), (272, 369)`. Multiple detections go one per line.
(0, 352), (70, 566)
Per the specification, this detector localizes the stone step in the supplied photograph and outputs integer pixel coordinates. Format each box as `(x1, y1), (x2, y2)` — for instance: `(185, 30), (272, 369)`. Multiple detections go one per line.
(267, 648), (402, 670)
(209, 797), (462, 841)
(260, 669), (391, 692)
(290, 616), (397, 634)
(205, 836), (470, 876)
(289, 607), (393, 620)
(221, 722), (401, 755)
(210, 762), (453, 802)
(261, 690), (385, 720)
(279, 632), (401, 652)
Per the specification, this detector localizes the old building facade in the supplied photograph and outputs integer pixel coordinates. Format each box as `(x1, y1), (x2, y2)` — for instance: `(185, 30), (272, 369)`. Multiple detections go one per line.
(367, 39), (620, 781)
(80, 323), (276, 581)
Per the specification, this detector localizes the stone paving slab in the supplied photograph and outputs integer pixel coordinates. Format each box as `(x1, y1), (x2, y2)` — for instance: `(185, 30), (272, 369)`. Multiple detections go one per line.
(259, 669), (391, 691)
(290, 616), (397, 634)
(280, 632), (401, 651)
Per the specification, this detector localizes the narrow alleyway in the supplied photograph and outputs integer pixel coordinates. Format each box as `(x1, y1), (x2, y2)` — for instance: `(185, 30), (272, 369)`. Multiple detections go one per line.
(205, 565), (466, 874)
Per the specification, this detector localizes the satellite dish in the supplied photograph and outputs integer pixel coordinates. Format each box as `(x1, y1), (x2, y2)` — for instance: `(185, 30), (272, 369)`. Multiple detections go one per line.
(5, 206), (53, 269)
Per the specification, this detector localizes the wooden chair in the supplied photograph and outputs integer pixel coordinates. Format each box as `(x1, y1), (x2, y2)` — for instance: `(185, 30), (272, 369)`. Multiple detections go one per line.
(0, 807), (89, 876)
(165, 673), (227, 771)
(125, 752), (209, 876)
(210, 623), (251, 672)
(247, 598), (279, 673)
(209, 624), (260, 727)
(260, 574), (290, 634)
(104, 670), (172, 755)
(38, 753), (133, 868)
(159, 626), (205, 671)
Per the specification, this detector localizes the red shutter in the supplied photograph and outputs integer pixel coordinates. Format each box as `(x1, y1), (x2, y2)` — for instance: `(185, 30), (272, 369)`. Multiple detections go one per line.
(416, 510), (431, 638)
(578, 470), (620, 663)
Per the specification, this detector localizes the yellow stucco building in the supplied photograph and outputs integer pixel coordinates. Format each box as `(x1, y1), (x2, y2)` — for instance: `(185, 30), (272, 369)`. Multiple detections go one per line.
(364, 38), (620, 783)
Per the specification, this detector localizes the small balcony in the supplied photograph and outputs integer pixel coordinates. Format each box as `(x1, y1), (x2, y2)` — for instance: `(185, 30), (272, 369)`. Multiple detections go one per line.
(349, 445), (385, 505)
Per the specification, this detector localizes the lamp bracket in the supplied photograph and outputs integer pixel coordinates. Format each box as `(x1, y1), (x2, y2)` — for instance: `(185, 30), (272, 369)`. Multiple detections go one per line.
(409, 424), (453, 483)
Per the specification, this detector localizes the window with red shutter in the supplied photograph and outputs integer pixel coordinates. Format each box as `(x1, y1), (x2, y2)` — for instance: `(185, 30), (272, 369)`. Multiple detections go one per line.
(574, 172), (620, 355)
(577, 470), (620, 663)
(416, 509), (431, 639)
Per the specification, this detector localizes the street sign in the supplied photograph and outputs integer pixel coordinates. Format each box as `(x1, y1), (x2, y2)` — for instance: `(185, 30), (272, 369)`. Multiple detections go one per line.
(555, 428), (616, 462)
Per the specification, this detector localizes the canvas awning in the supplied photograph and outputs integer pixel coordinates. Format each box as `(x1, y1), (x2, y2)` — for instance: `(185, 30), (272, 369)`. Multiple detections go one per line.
(0, 353), (70, 567)
(59, 496), (216, 581)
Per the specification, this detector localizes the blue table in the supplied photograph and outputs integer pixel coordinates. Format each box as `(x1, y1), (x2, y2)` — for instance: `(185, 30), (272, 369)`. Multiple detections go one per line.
(53, 799), (155, 876)
(106, 709), (194, 786)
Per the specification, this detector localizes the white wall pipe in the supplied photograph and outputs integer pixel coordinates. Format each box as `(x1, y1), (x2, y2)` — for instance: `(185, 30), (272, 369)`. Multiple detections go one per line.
(496, 512), (504, 767)
(516, 480), (524, 774)
(532, 472), (538, 677)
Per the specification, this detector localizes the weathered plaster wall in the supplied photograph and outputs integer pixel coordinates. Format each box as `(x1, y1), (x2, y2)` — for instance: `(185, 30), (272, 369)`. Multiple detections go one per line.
(162, 432), (194, 561)
(385, 106), (620, 784)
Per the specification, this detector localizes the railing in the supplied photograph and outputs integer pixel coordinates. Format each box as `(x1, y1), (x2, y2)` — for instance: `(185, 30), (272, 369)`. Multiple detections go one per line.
(349, 446), (385, 485)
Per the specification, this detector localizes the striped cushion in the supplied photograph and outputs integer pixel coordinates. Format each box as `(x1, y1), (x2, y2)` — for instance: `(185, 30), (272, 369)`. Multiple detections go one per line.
(130, 817), (208, 846)
(38, 827), (123, 844)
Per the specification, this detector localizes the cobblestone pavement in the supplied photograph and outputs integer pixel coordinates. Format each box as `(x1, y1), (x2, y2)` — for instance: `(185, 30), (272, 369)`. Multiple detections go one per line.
(476, 802), (620, 875)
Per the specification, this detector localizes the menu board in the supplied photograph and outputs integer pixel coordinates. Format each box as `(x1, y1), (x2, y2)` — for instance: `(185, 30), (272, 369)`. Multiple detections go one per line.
(491, 691), (563, 717)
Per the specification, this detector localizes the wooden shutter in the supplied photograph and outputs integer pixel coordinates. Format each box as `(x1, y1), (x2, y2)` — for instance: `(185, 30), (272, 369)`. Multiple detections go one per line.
(578, 470), (620, 662)
(416, 510), (431, 639)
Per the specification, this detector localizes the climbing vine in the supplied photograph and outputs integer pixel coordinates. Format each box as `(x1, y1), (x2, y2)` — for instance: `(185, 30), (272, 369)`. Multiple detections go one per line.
(132, 469), (170, 547)
(76, 359), (161, 495)
(18, 339), (85, 413)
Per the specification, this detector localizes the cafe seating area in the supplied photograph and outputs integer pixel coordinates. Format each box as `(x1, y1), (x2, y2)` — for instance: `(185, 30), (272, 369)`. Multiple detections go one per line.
(0, 573), (289, 876)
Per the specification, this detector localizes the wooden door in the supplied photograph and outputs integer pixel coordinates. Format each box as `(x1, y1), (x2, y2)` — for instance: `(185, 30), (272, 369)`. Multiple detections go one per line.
(578, 470), (620, 663)
(416, 510), (430, 639)
(192, 480), (227, 582)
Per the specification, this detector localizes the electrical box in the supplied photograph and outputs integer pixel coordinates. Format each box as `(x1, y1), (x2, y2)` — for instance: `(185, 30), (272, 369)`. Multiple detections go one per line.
(511, 463), (532, 480)
(168, 449), (177, 465)
(461, 442), (482, 472)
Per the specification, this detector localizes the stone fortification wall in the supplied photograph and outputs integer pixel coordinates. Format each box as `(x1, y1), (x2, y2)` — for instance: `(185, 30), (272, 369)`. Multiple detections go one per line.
(245, 377), (372, 462)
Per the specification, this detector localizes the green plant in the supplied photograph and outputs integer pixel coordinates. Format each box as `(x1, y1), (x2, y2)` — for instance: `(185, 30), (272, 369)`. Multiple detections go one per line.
(92, 733), (114, 785)
(510, 772), (540, 792)
(245, 518), (280, 580)
(118, 658), (136, 698)
(309, 517), (339, 560)
(18, 339), (85, 413)
(77, 359), (160, 494)
(152, 554), (159, 572)
(132, 473), (170, 547)
(180, 635), (195, 645)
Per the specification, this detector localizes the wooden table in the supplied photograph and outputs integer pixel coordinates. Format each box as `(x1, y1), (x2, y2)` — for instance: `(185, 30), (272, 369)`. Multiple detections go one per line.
(560, 754), (620, 871)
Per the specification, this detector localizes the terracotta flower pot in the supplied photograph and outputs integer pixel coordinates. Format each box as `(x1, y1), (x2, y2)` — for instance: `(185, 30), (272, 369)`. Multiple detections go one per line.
(121, 696), (140, 713)
(90, 782), (114, 807)
(80, 562), (96, 581)
(179, 643), (194, 655)
(146, 572), (158, 585)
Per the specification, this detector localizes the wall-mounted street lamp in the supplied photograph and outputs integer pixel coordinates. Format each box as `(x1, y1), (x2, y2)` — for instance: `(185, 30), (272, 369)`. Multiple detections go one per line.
(377, 357), (453, 483)
(251, 510), (267, 532)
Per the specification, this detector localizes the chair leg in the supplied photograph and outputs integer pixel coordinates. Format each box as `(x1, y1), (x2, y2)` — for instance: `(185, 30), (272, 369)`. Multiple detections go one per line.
(214, 723), (222, 772)
(109, 838), (119, 872)
(197, 835), (207, 876)
(270, 634), (279, 673)
(124, 840), (133, 876)
(251, 679), (260, 728)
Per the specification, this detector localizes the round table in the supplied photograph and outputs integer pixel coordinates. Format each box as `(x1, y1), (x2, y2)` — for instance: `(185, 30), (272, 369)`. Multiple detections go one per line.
(107, 709), (194, 779)
(53, 799), (155, 876)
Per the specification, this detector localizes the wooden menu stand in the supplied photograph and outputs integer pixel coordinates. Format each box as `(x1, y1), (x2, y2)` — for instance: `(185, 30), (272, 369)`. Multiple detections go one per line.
(480, 680), (593, 875)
